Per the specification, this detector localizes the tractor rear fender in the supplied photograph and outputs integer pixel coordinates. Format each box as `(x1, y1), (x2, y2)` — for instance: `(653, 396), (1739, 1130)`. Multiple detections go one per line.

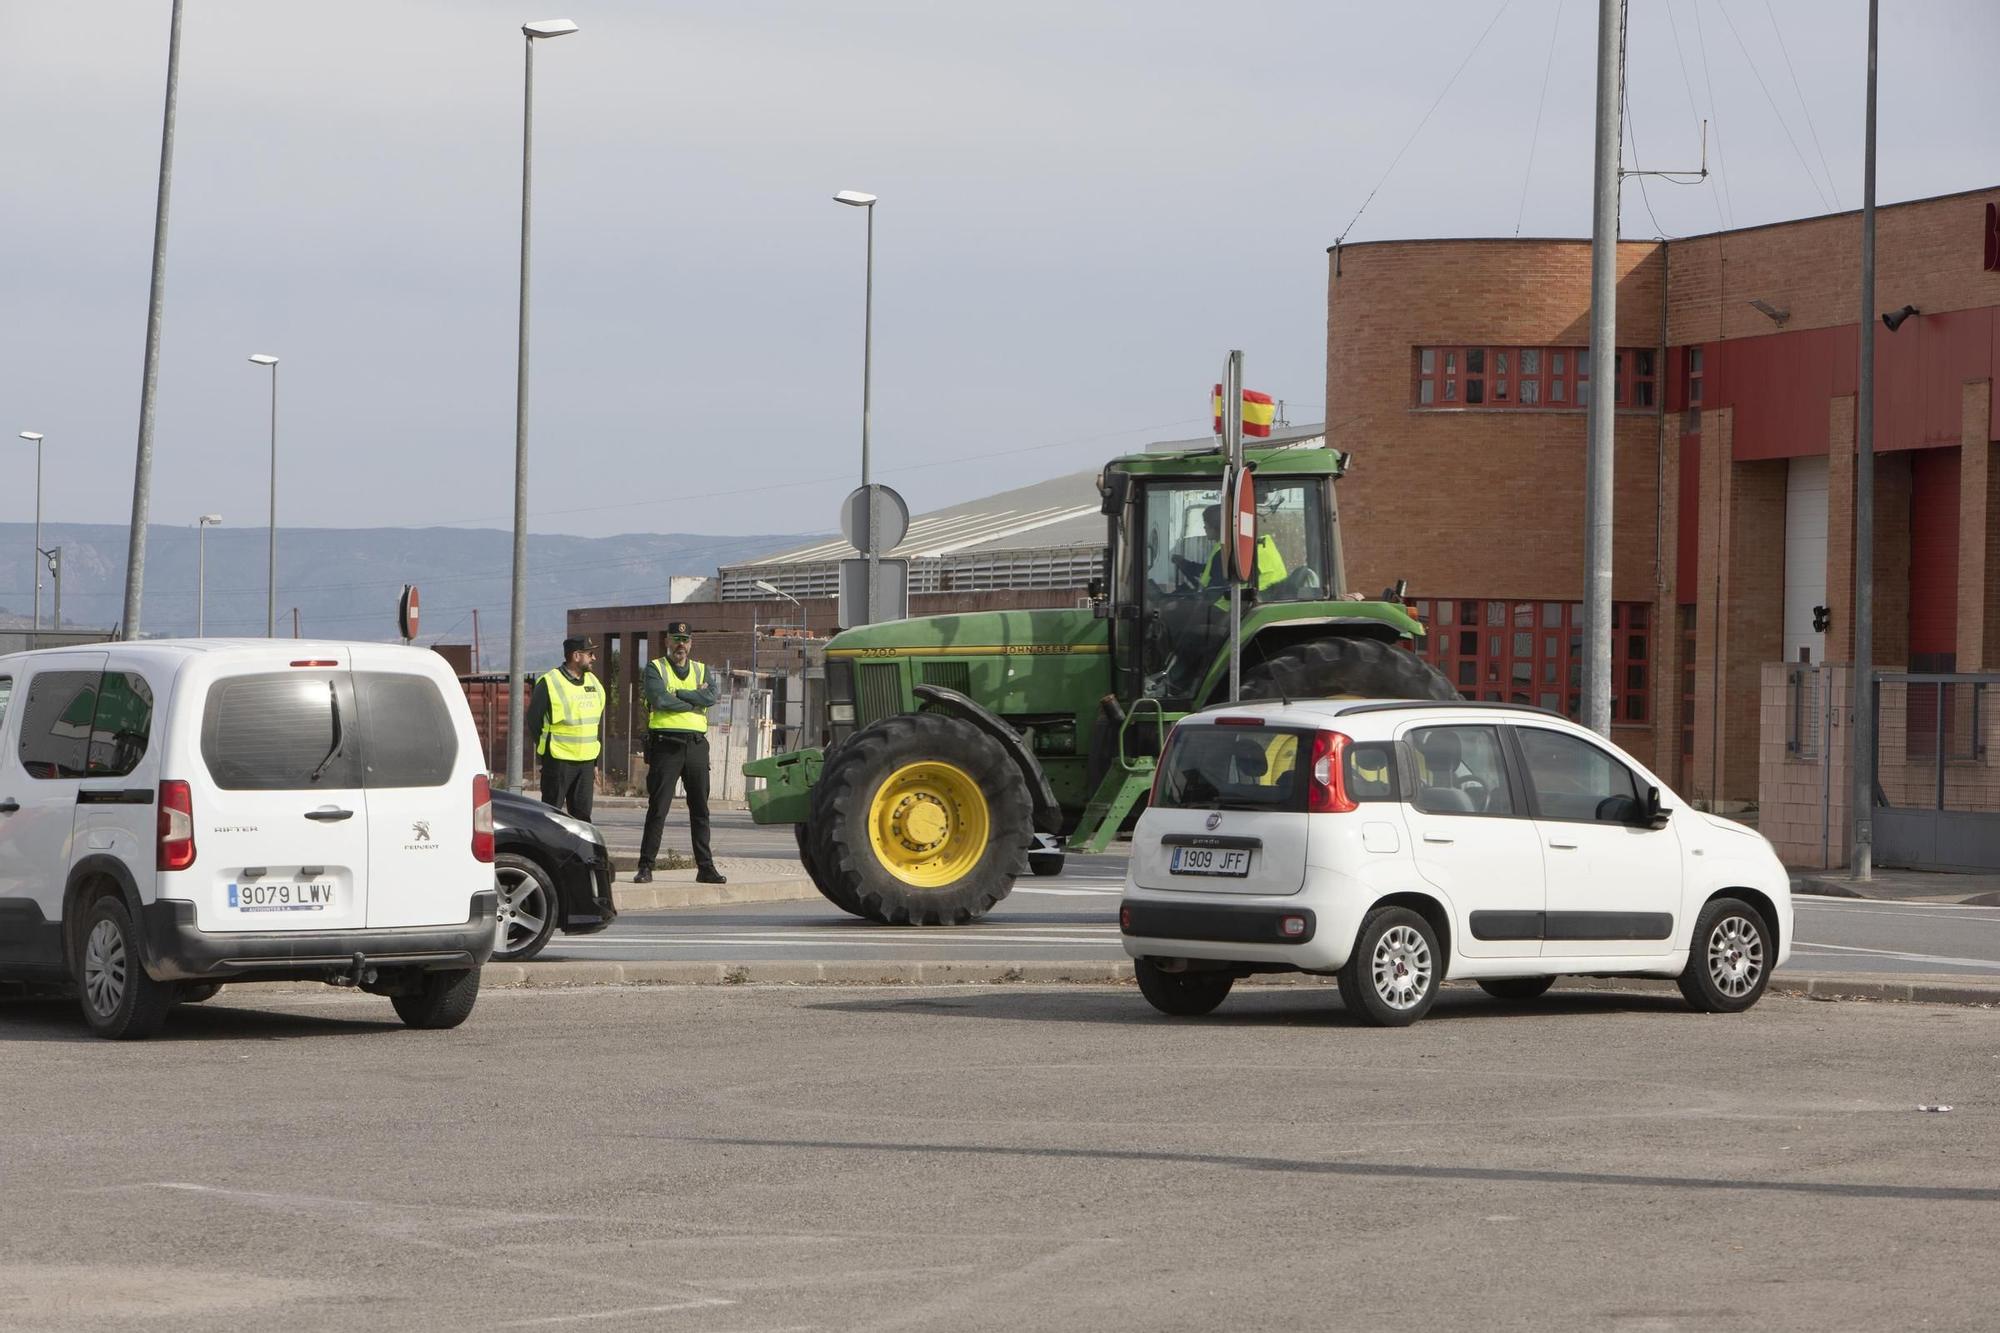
(1197, 612), (1421, 705)
(912, 684), (1063, 835)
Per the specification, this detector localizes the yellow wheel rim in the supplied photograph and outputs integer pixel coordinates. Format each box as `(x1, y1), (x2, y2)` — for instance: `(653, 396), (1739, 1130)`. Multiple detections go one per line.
(868, 760), (991, 889)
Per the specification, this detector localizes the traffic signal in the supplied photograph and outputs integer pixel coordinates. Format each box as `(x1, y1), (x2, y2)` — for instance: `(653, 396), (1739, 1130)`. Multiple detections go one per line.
(1812, 604), (1830, 634)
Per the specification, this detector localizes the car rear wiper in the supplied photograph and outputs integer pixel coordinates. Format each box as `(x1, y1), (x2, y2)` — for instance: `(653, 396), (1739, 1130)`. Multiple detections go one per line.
(309, 681), (344, 784)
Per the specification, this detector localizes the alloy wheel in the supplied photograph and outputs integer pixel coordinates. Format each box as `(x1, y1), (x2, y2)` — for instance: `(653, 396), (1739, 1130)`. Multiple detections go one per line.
(1372, 924), (1433, 1010)
(83, 918), (127, 1017)
(1706, 914), (1765, 999)
(494, 865), (551, 955)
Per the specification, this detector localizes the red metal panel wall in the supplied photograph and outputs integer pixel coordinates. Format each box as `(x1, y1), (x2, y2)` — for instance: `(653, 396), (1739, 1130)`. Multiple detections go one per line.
(1907, 448), (1962, 657)
(1716, 308), (1998, 460)
(1677, 430), (1701, 603)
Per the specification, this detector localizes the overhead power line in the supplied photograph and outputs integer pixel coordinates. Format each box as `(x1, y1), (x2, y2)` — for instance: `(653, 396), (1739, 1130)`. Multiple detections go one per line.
(1514, 0), (1567, 236)
(1762, 0), (1842, 209)
(1335, 0), (1515, 246)
(1715, 0), (1833, 211)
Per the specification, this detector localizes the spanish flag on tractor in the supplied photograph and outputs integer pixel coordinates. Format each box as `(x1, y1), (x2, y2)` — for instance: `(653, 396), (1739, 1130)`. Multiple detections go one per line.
(1211, 385), (1276, 438)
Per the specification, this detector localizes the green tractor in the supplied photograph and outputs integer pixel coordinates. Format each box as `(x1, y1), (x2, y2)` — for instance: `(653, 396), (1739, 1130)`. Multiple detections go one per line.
(742, 443), (1457, 925)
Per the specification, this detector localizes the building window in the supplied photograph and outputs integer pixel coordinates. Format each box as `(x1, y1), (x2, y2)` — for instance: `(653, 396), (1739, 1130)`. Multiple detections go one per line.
(1685, 345), (1704, 406)
(1410, 599), (1652, 723)
(1414, 346), (1661, 411)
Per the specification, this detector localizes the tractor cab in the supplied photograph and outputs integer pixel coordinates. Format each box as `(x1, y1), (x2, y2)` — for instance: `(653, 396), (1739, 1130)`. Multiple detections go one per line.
(1098, 447), (1347, 710)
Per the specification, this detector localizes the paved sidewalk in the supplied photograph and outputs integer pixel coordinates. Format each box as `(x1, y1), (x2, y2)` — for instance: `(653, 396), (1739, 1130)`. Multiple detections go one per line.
(610, 855), (817, 911)
(1791, 867), (2000, 906)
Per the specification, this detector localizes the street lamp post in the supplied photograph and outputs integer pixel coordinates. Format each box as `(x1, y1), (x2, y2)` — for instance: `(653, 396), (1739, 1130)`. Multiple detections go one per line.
(506, 17), (580, 796)
(752, 578), (806, 632)
(19, 432), (44, 631)
(248, 355), (278, 636)
(196, 514), (222, 636)
(833, 189), (878, 621)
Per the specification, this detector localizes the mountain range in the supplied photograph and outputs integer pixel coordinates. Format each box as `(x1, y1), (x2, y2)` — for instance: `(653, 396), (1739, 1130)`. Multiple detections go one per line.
(0, 523), (804, 665)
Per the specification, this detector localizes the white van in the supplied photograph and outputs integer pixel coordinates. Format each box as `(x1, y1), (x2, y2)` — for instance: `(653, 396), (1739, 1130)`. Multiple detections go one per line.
(0, 641), (498, 1038)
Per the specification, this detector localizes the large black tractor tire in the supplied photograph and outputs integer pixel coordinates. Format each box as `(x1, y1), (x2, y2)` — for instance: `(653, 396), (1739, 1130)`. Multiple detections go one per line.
(795, 819), (866, 918)
(1241, 637), (1459, 704)
(807, 712), (1033, 926)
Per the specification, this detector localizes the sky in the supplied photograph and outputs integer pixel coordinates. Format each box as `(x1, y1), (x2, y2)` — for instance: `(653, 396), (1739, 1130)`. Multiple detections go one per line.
(3, 0), (1995, 542)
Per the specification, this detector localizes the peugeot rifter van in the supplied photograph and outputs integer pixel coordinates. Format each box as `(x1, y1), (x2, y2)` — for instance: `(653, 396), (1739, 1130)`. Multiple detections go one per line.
(0, 640), (499, 1038)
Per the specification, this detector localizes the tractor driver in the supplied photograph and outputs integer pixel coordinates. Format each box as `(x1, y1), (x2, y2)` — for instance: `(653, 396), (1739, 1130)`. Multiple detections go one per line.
(1154, 504), (1289, 700)
(1174, 504), (1288, 597)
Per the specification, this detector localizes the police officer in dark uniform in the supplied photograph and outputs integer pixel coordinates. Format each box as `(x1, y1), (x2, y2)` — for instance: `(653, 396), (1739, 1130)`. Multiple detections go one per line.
(634, 622), (726, 884)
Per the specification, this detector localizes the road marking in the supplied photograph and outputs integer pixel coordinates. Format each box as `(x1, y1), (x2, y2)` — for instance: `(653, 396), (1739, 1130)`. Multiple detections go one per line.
(493, 1300), (737, 1327)
(1788, 941), (2000, 972)
(1795, 894), (2000, 913)
(1014, 886), (1124, 897)
(560, 934), (1118, 949)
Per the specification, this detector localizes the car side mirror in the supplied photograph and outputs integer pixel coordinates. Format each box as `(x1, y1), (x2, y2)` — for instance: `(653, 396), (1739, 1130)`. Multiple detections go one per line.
(1088, 577), (1106, 601)
(1098, 471), (1130, 516)
(1644, 785), (1671, 829)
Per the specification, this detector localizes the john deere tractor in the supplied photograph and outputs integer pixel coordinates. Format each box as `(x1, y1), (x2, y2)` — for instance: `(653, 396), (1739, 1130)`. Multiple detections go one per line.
(743, 443), (1456, 925)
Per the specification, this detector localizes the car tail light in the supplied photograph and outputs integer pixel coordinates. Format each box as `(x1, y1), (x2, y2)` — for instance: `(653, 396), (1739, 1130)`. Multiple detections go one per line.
(1119, 904), (1133, 931)
(158, 780), (196, 871)
(1308, 730), (1357, 814)
(1279, 915), (1309, 937)
(472, 773), (495, 863)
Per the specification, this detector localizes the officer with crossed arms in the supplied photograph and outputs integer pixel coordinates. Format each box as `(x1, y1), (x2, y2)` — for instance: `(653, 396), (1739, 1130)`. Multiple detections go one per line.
(634, 621), (726, 885)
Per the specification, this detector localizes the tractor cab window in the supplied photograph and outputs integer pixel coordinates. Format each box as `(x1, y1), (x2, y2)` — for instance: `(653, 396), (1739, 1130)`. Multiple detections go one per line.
(1129, 476), (1331, 707)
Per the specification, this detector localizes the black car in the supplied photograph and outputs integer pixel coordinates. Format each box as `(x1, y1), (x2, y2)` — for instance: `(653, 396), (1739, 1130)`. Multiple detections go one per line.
(490, 789), (617, 962)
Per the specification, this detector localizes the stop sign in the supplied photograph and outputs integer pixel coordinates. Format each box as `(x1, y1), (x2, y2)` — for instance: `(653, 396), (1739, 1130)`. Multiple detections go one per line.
(398, 584), (420, 641)
(1226, 470), (1257, 583)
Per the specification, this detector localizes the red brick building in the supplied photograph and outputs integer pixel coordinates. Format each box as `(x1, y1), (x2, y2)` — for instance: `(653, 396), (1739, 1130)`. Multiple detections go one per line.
(1328, 185), (2000, 815)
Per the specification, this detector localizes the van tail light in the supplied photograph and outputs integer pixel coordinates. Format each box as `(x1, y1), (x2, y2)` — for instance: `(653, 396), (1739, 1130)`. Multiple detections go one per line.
(1309, 730), (1357, 814)
(472, 773), (495, 863)
(158, 780), (196, 871)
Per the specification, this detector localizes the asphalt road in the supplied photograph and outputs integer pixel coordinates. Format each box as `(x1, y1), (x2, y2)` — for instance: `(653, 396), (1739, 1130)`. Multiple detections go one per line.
(2, 984), (1994, 1332)
(550, 880), (2000, 977)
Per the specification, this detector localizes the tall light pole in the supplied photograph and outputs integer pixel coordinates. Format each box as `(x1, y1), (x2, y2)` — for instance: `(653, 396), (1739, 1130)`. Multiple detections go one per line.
(19, 432), (44, 631)
(507, 17), (579, 795)
(1580, 0), (1623, 737)
(1852, 0), (1879, 878)
(248, 354), (279, 636)
(120, 0), (186, 641)
(834, 189), (878, 622)
(196, 513), (222, 636)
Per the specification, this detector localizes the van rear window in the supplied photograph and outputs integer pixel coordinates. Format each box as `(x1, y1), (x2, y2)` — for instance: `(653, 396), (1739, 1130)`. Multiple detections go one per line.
(202, 675), (363, 791)
(1153, 725), (1308, 812)
(201, 671), (458, 791)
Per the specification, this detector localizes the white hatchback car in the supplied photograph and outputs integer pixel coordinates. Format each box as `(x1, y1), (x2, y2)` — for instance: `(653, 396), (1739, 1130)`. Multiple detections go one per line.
(0, 641), (498, 1038)
(1120, 699), (1790, 1026)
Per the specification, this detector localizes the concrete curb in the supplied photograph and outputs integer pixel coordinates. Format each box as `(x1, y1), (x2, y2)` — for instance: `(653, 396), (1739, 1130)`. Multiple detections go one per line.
(473, 960), (2000, 1006)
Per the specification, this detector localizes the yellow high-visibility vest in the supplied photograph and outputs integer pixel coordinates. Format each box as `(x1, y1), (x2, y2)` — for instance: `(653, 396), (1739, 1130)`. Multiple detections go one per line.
(1204, 536), (1288, 605)
(538, 668), (604, 761)
(648, 658), (709, 734)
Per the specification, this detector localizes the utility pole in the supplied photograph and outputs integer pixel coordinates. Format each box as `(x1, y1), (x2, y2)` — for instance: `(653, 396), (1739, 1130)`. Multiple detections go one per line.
(292, 606), (300, 639)
(1852, 0), (1878, 878)
(45, 548), (61, 632)
(1581, 0), (1624, 737)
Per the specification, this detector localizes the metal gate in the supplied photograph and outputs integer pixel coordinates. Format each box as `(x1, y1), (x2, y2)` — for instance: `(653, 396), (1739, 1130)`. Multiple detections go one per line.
(1873, 673), (2000, 872)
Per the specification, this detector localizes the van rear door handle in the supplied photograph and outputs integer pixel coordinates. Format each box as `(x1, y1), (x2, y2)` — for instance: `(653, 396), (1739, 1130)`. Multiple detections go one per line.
(1549, 840), (1579, 850)
(1422, 833), (1454, 844)
(304, 808), (355, 822)
(0, 799), (17, 814)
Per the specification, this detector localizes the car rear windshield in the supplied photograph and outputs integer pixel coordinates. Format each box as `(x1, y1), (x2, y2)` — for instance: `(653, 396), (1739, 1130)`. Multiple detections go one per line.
(1154, 725), (1309, 812)
(201, 671), (457, 791)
